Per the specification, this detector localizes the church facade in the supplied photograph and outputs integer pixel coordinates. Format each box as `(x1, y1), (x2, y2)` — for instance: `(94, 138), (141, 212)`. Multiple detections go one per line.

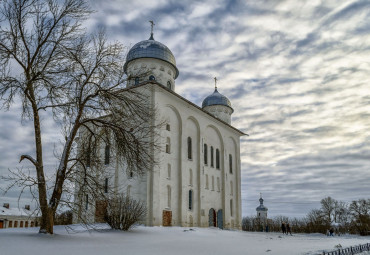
(75, 30), (245, 229)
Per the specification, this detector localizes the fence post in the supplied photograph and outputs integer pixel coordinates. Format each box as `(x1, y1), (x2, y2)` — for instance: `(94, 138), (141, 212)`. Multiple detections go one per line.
(350, 246), (353, 255)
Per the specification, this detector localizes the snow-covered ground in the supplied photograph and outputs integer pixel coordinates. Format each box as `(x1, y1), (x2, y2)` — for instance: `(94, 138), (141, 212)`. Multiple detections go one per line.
(0, 225), (369, 255)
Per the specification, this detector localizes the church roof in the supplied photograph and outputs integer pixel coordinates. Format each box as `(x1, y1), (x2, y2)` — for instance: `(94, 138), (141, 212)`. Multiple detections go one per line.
(202, 88), (233, 112)
(124, 36), (179, 78)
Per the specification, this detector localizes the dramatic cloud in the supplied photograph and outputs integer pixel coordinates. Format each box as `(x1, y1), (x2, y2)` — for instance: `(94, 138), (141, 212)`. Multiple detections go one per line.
(1, 0), (369, 218)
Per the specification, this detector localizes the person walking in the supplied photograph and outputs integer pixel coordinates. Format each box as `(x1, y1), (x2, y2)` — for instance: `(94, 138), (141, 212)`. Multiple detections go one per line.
(281, 222), (286, 234)
(286, 223), (292, 235)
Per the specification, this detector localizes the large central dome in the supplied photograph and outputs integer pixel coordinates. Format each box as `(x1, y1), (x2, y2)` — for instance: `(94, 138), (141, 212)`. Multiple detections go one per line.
(124, 36), (179, 78)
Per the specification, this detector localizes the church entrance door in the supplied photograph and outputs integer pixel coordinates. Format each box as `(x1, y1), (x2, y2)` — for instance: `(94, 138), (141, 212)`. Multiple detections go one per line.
(217, 209), (223, 229)
(208, 208), (216, 227)
(162, 210), (172, 226)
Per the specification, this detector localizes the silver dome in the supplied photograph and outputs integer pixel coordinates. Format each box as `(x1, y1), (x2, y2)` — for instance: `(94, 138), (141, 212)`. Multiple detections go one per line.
(202, 88), (233, 111)
(124, 37), (179, 78)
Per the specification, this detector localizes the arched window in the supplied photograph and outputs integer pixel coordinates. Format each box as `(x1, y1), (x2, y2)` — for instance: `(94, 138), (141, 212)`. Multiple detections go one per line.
(187, 137), (192, 160)
(216, 149), (220, 169)
(189, 169), (193, 186)
(104, 178), (108, 193)
(166, 124), (171, 131)
(128, 171), (133, 178)
(85, 194), (89, 210)
(229, 154), (232, 174)
(104, 144), (110, 165)
(204, 144), (208, 165)
(86, 148), (91, 168)
(188, 190), (193, 210)
(166, 137), (171, 154)
(135, 77), (140, 85)
(149, 75), (156, 81)
(230, 199), (233, 217)
(217, 177), (220, 192)
(167, 81), (172, 89)
(205, 174), (209, 189)
(211, 176), (215, 191)
(167, 185), (171, 208)
(167, 164), (171, 179)
(230, 181), (233, 196)
(210, 146), (214, 167)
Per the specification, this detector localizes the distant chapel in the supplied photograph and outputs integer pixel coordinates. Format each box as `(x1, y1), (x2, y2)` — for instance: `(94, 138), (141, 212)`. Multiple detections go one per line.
(74, 27), (245, 229)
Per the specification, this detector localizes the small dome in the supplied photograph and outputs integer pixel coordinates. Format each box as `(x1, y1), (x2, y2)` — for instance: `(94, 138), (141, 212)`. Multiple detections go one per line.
(202, 88), (233, 112)
(256, 204), (268, 211)
(124, 36), (179, 78)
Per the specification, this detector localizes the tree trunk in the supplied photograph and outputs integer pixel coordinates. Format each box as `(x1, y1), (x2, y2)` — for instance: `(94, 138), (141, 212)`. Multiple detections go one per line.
(39, 207), (54, 234)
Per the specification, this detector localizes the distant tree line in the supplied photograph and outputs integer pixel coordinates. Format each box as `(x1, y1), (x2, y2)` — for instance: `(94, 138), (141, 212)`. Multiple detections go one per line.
(242, 197), (370, 236)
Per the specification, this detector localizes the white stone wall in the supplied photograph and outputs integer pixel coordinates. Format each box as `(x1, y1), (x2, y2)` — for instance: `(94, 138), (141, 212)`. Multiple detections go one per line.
(126, 58), (177, 90)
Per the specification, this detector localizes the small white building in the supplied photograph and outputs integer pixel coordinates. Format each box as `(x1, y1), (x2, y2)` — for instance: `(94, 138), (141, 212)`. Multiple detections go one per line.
(75, 30), (245, 229)
(0, 203), (37, 229)
(256, 194), (268, 228)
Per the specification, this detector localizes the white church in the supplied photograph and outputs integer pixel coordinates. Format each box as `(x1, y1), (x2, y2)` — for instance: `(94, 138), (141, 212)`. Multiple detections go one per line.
(75, 27), (245, 229)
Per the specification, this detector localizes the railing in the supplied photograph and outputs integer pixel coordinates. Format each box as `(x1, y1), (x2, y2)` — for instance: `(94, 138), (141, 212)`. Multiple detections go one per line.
(321, 243), (370, 255)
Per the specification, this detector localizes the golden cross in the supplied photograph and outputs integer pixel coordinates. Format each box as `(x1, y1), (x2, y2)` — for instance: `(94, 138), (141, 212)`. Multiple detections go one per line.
(214, 77), (217, 89)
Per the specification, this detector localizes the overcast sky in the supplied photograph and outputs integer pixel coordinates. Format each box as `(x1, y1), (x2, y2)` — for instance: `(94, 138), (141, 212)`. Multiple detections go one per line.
(1, 0), (370, 218)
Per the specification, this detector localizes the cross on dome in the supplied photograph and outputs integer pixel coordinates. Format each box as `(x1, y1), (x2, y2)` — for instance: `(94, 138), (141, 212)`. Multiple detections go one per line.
(149, 20), (155, 40)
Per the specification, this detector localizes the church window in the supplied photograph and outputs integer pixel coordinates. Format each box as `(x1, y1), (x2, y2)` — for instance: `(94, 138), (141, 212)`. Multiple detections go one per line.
(211, 176), (214, 191)
(229, 154), (232, 174)
(230, 181), (233, 196)
(216, 149), (220, 169)
(149, 75), (156, 81)
(86, 148), (91, 168)
(189, 169), (193, 186)
(167, 164), (171, 179)
(205, 174), (209, 189)
(167, 185), (171, 208)
(85, 194), (89, 210)
(217, 177), (220, 192)
(104, 144), (110, 165)
(129, 171), (134, 178)
(204, 144), (208, 165)
(230, 199), (233, 217)
(135, 77), (139, 85)
(187, 137), (192, 160)
(104, 178), (108, 193)
(166, 137), (171, 154)
(166, 124), (170, 131)
(188, 190), (193, 210)
(167, 81), (172, 89)
(210, 146), (214, 167)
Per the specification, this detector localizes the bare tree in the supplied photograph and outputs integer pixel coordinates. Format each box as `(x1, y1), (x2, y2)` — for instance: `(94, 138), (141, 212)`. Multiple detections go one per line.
(0, 0), (159, 234)
(320, 196), (336, 224)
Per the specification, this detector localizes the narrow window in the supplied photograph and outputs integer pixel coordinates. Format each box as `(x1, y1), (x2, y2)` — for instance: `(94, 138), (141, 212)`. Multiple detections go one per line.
(166, 124), (171, 131)
(104, 145), (110, 165)
(20, 221), (24, 228)
(187, 137), (192, 160)
(167, 164), (171, 179)
(85, 194), (89, 210)
(167, 81), (172, 89)
(166, 137), (171, 154)
(204, 144), (208, 165)
(217, 177), (220, 192)
(205, 174), (209, 189)
(188, 190), (193, 210)
(135, 77), (139, 85)
(104, 178), (108, 193)
(167, 185), (171, 208)
(230, 181), (233, 196)
(230, 199), (233, 217)
(9, 221), (12, 228)
(129, 171), (133, 178)
(211, 176), (215, 191)
(229, 154), (232, 174)
(210, 146), (214, 167)
(14, 221), (18, 228)
(189, 169), (193, 186)
(149, 75), (156, 81)
(86, 148), (91, 167)
(216, 149), (220, 169)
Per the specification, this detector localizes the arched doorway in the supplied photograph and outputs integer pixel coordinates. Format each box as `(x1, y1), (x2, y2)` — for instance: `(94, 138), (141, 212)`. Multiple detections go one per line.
(208, 208), (216, 227)
(217, 209), (223, 229)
